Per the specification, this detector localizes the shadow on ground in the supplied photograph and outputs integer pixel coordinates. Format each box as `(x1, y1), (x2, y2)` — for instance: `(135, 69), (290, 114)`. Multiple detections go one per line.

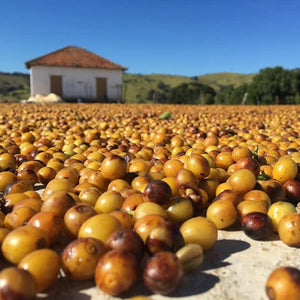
(202, 238), (251, 271)
(171, 272), (220, 297)
(168, 238), (251, 297)
(38, 277), (94, 300)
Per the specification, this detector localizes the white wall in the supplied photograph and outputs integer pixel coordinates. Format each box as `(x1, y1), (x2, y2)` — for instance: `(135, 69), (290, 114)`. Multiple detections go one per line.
(30, 66), (123, 101)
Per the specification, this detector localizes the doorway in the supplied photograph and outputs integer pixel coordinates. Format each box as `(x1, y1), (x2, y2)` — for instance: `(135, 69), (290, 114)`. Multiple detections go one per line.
(96, 77), (107, 101)
(50, 75), (62, 97)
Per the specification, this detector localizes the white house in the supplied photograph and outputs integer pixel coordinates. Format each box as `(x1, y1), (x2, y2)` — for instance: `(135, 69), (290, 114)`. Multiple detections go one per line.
(25, 46), (127, 102)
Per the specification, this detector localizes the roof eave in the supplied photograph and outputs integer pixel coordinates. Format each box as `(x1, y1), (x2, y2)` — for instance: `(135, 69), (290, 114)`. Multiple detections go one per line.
(25, 63), (128, 71)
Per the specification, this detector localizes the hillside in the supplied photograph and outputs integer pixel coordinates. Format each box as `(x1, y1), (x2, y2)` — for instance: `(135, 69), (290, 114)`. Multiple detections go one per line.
(197, 72), (255, 92)
(0, 72), (30, 102)
(123, 72), (254, 103)
(0, 71), (254, 103)
(123, 73), (193, 103)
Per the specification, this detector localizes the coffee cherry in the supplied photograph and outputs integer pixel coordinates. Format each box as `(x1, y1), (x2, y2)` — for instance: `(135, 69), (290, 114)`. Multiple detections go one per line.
(206, 199), (238, 229)
(180, 216), (218, 251)
(272, 158), (297, 184)
(267, 201), (296, 232)
(106, 228), (145, 261)
(2, 225), (49, 264)
(100, 154), (127, 180)
(62, 238), (107, 280)
(241, 212), (272, 240)
(0, 267), (37, 300)
(95, 249), (139, 296)
(266, 267), (300, 300)
(18, 249), (60, 292)
(143, 251), (183, 295)
(143, 180), (172, 205)
(278, 213), (300, 247)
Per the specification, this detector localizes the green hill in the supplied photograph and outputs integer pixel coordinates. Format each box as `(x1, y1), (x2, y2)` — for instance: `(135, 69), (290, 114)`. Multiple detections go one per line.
(0, 72), (30, 102)
(123, 72), (254, 103)
(197, 72), (254, 92)
(0, 71), (254, 103)
(123, 73), (193, 103)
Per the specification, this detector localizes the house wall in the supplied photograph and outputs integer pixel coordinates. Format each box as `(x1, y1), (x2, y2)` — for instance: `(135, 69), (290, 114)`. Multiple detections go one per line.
(30, 66), (123, 101)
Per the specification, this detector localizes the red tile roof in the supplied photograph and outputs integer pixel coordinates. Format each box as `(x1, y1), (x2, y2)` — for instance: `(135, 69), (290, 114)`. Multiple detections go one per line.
(25, 46), (127, 70)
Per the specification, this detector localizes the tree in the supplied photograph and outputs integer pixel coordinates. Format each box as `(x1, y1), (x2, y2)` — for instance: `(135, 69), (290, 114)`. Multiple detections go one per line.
(216, 85), (234, 104)
(248, 67), (296, 104)
(231, 84), (251, 104)
(157, 81), (170, 92)
(146, 89), (168, 103)
(167, 82), (216, 104)
(146, 82), (170, 103)
(167, 83), (189, 104)
(290, 69), (300, 104)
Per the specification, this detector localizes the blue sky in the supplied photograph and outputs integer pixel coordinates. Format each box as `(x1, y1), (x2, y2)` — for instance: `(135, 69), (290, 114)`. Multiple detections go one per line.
(1, 0), (300, 76)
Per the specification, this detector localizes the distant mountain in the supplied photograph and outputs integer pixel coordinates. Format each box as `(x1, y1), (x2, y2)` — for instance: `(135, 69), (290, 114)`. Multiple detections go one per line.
(0, 71), (254, 103)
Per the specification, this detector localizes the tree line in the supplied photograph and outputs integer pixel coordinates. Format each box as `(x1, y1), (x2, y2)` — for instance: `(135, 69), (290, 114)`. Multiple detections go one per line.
(147, 67), (300, 105)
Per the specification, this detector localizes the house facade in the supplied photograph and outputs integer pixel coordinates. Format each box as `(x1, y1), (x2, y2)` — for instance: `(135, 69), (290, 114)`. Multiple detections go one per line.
(25, 46), (127, 102)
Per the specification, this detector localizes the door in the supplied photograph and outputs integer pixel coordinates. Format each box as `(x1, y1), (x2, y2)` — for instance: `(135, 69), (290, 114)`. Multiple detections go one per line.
(96, 77), (107, 102)
(50, 75), (62, 97)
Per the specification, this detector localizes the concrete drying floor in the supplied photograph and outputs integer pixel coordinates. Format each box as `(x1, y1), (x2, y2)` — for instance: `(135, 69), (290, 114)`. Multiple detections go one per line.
(37, 225), (300, 300)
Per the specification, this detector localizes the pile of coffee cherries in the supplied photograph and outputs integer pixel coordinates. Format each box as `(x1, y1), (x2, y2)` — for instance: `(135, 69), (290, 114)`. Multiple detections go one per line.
(0, 103), (299, 300)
